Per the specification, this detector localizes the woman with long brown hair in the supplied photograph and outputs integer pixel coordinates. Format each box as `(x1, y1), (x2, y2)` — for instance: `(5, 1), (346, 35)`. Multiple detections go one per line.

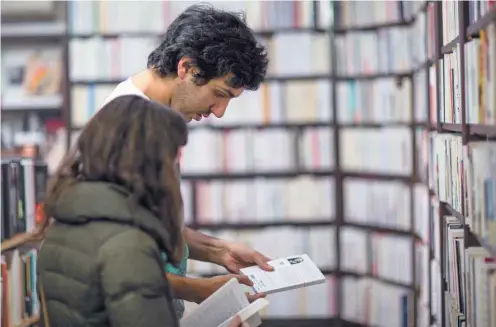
(36, 95), (189, 326)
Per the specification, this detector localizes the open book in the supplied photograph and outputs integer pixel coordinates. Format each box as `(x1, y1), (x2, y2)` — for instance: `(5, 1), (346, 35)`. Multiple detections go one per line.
(240, 254), (326, 294)
(180, 278), (269, 327)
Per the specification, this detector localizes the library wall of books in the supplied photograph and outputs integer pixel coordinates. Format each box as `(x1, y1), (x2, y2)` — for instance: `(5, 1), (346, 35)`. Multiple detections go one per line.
(1, 1), (495, 327)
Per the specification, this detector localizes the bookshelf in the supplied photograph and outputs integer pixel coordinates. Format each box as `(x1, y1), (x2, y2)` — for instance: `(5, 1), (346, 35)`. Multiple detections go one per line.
(0, 2), (68, 163)
(427, 1), (496, 327)
(1, 158), (49, 327)
(3, 1), (493, 327)
(329, 1), (432, 327)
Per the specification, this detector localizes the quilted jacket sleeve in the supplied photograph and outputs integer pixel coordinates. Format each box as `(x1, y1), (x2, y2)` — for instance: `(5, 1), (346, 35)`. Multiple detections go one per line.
(98, 229), (179, 327)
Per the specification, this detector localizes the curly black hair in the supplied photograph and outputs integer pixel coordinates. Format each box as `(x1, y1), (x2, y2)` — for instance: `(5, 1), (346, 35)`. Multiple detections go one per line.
(147, 3), (268, 91)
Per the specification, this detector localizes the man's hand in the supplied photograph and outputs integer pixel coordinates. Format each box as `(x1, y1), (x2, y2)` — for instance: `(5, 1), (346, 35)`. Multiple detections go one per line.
(217, 241), (274, 273)
(194, 274), (266, 304)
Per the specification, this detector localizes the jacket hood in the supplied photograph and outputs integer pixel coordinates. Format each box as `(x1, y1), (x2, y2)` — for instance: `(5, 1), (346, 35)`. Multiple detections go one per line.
(53, 181), (172, 253)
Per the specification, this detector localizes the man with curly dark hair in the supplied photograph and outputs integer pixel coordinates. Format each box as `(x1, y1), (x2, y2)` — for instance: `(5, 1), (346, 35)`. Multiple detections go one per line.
(102, 3), (272, 319)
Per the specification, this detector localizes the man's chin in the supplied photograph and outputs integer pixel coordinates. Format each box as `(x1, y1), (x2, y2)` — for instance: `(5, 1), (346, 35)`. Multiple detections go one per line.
(184, 113), (206, 122)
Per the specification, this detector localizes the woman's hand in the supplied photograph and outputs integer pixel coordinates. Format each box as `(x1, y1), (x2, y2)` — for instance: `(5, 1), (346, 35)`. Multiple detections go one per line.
(194, 274), (266, 304)
(228, 315), (249, 327)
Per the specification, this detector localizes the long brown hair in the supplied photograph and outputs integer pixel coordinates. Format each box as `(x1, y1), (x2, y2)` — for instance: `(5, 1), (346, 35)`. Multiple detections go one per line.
(38, 95), (188, 264)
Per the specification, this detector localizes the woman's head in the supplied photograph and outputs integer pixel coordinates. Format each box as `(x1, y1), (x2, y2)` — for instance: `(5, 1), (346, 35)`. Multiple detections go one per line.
(41, 95), (188, 263)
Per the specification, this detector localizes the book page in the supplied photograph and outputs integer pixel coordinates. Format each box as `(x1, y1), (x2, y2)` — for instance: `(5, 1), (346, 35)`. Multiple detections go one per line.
(180, 278), (249, 327)
(240, 254), (326, 294)
(217, 298), (268, 327)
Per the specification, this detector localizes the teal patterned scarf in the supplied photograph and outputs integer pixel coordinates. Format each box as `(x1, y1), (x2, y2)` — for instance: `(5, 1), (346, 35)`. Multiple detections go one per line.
(162, 244), (189, 318)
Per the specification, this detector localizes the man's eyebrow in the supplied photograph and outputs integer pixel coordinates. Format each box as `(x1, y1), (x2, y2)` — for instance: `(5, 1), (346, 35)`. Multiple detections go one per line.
(219, 88), (238, 98)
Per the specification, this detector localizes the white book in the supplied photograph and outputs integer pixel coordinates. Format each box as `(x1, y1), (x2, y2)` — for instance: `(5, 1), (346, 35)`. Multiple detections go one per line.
(240, 254), (326, 294)
(180, 278), (269, 327)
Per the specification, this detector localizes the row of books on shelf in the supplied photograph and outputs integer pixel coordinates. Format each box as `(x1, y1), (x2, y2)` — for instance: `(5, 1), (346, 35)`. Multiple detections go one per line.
(346, 181), (430, 241)
(332, 0), (426, 28)
(180, 175), (431, 235)
(465, 24), (496, 125)
(464, 139), (496, 250)
(431, 259), (442, 326)
(332, 1), (433, 74)
(340, 127), (413, 175)
(1, 249), (39, 327)
(180, 177), (334, 223)
(442, 1), (494, 40)
(179, 127), (425, 176)
(426, 3), (437, 64)
(441, 1), (460, 48)
(334, 76), (418, 123)
(438, 20), (495, 125)
(442, 215), (465, 318)
(342, 278), (423, 327)
(464, 246), (496, 327)
(440, 41), (462, 124)
(179, 128), (332, 174)
(428, 63), (438, 124)
(1, 159), (48, 242)
(69, 32), (330, 82)
(429, 132), (496, 251)
(413, 69), (430, 123)
(410, 8), (429, 67)
(68, 0), (332, 35)
(333, 27), (414, 76)
(341, 228), (417, 286)
(170, 126), (428, 178)
(428, 133), (464, 213)
(467, 1), (496, 26)
(344, 180), (409, 232)
(439, 212), (496, 327)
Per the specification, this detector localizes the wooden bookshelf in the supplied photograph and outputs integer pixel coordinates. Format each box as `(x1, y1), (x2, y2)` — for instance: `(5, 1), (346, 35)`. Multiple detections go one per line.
(430, 2), (496, 326)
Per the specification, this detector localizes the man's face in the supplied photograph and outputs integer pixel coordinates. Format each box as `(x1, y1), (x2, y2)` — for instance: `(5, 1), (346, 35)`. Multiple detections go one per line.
(172, 58), (244, 122)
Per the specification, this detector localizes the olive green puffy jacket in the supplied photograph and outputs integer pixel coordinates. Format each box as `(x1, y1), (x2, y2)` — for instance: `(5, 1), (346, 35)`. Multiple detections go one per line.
(37, 181), (179, 327)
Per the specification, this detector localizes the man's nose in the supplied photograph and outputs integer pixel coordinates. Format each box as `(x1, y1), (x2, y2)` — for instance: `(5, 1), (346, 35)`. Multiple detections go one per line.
(211, 101), (229, 118)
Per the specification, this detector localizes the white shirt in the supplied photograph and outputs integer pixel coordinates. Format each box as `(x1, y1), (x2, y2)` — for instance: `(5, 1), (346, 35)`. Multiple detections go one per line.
(101, 78), (149, 107)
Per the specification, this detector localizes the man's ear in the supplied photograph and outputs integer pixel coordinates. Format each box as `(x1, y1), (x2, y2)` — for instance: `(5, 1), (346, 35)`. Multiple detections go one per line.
(177, 57), (199, 79)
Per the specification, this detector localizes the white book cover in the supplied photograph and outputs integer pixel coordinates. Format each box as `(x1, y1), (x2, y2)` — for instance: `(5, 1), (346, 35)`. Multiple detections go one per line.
(240, 254), (326, 294)
(180, 278), (268, 327)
